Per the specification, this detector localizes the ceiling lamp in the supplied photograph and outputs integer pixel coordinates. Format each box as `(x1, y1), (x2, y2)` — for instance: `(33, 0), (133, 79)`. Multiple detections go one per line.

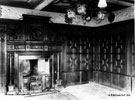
(77, 4), (86, 15)
(98, 0), (107, 8)
(64, 0), (108, 24)
(67, 8), (76, 18)
(97, 10), (106, 20)
(97, 0), (107, 20)
(76, 4), (91, 24)
(65, 8), (76, 24)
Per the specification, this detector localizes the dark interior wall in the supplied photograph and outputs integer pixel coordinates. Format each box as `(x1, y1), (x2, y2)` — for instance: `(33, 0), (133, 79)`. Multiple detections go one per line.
(58, 20), (134, 91)
(57, 25), (94, 86)
(0, 17), (134, 94)
(93, 20), (134, 92)
(0, 21), (7, 94)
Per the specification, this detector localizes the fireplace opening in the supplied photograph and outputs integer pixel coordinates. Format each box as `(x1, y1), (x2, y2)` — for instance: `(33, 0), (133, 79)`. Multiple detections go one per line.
(19, 56), (52, 93)
(30, 60), (38, 75)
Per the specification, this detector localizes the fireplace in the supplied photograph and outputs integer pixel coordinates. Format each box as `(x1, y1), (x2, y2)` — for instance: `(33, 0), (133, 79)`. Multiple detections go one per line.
(7, 52), (60, 94)
(19, 56), (51, 93)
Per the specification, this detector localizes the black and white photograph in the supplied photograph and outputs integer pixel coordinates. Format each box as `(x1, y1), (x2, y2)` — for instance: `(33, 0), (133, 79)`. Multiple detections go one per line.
(0, 0), (134, 100)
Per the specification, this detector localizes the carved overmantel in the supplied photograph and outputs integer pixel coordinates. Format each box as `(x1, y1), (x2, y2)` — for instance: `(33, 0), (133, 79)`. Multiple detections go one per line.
(5, 15), (63, 94)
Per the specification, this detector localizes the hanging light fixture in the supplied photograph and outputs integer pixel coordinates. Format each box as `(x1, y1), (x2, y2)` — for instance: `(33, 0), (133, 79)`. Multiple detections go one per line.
(76, 4), (91, 24)
(97, 0), (107, 20)
(97, 10), (106, 20)
(67, 8), (76, 19)
(65, 8), (76, 24)
(98, 0), (107, 8)
(64, 0), (108, 24)
(77, 4), (86, 15)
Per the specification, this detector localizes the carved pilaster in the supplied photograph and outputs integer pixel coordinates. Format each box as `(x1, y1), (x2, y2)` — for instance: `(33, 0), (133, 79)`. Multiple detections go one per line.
(0, 32), (7, 94)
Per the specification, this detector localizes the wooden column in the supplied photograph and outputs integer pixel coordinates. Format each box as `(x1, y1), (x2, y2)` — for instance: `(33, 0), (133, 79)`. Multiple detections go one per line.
(51, 55), (54, 88)
(57, 53), (60, 80)
(0, 33), (7, 94)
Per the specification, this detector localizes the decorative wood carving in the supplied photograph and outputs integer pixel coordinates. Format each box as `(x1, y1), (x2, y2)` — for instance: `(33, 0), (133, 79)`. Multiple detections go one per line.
(63, 36), (93, 84)
(80, 54), (92, 71)
(27, 23), (44, 41)
(7, 22), (25, 41)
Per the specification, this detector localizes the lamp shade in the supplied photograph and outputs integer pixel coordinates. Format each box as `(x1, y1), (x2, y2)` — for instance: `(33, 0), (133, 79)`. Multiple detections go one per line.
(67, 9), (76, 18)
(97, 11), (106, 19)
(98, 0), (107, 8)
(77, 4), (86, 15)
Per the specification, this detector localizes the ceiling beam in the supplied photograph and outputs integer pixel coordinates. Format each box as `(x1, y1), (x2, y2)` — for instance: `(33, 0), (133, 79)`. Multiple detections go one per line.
(107, 0), (134, 6)
(0, 5), (64, 20)
(51, 6), (134, 27)
(0, 5), (134, 27)
(34, 0), (54, 10)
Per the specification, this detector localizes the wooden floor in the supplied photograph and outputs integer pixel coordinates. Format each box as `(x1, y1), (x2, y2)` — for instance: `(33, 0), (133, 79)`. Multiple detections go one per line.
(1, 82), (135, 100)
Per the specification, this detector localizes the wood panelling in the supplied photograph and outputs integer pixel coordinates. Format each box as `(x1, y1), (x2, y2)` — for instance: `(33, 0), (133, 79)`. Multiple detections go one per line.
(92, 23), (133, 91)
(0, 23), (7, 94)
(62, 36), (93, 85)
(0, 18), (134, 94)
(99, 72), (111, 86)
(66, 54), (80, 72)
(93, 71), (99, 82)
(132, 77), (135, 93)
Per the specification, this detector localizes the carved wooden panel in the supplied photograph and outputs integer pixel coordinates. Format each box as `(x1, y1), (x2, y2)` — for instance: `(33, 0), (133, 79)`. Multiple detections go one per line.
(93, 71), (99, 82)
(131, 29), (135, 91)
(100, 36), (111, 54)
(66, 54), (80, 72)
(0, 23), (7, 32)
(80, 54), (92, 71)
(80, 37), (93, 54)
(64, 36), (93, 84)
(27, 23), (44, 41)
(99, 72), (111, 86)
(0, 33), (6, 76)
(112, 34), (127, 74)
(7, 53), (14, 85)
(0, 32), (7, 94)
(0, 35), (2, 74)
(7, 22), (25, 41)
(27, 45), (43, 51)
(92, 32), (130, 90)
(113, 54), (126, 74)
(81, 70), (90, 82)
(62, 72), (80, 84)
(67, 39), (80, 53)
(112, 74), (131, 91)
(100, 54), (111, 71)
(100, 36), (111, 72)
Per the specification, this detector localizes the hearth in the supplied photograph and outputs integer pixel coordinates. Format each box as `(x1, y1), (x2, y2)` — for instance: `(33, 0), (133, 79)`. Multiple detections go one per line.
(20, 58), (51, 93)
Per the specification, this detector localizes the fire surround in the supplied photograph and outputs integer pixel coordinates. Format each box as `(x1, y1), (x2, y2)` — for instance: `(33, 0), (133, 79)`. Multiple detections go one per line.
(7, 51), (61, 94)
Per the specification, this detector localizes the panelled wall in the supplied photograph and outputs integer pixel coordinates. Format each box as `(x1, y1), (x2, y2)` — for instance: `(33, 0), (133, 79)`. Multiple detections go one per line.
(93, 21), (134, 92)
(0, 23), (7, 94)
(93, 32), (131, 91)
(61, 31), (94, 85)
(0, 18), (134, 94)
